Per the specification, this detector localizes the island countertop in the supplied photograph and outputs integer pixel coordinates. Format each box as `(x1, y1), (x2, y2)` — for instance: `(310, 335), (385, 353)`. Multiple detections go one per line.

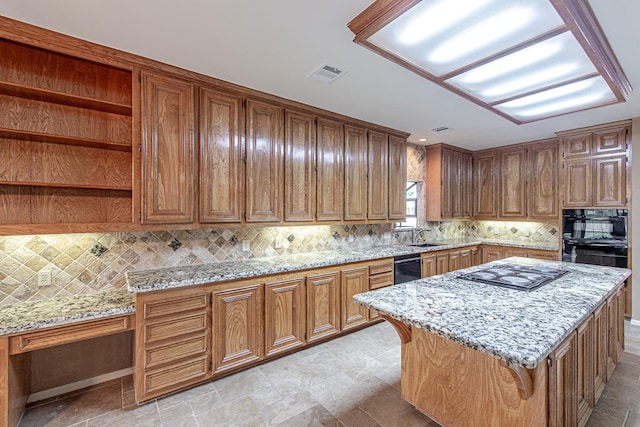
(126, 239), (557, 293)
(353, 257), (630, 369)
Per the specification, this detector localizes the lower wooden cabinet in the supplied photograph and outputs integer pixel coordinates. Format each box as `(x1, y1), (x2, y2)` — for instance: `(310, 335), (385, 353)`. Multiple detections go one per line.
(368, 260), (394, 320)
(577, 315), (594, 427)
(482, 247), (504, 263)
(306, 272), (340, 343)
(549, 331), (578, 427)
(264, 278), (305, 357)
(341, 266), (369, 330)
(436, 253), (450, 274)
(421, 246), (480, 278)
(421, 254), (437, 278)
(212, 284), (264, 375)
(482, 245), (559, 263)
(593, 303), (607, 402)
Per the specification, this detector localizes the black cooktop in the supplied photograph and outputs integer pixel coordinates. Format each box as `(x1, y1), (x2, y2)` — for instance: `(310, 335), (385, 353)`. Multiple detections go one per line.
(458, 263), (568, 291)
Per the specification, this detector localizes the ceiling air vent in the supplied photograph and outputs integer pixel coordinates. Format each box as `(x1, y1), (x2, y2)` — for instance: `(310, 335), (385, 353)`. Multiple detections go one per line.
(431, 126), (454, 133)
(307, 63), (346, 84)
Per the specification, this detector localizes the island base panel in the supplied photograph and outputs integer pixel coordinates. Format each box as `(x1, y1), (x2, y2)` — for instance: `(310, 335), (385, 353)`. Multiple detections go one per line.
(401, 326), (547, 427)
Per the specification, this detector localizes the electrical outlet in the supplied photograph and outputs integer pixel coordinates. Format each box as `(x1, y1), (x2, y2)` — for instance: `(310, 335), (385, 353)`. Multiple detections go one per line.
(242, 240), (250, 251)
(493, 228), (499, 235)
(348, 235), (355, 243)
(37, 270), (51, 287)
(523, 229), (530, 237)
(274, 238), (282, 249)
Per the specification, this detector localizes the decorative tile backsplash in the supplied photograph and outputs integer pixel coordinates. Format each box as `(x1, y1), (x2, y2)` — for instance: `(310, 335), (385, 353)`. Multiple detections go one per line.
(0, 224), (396, 306)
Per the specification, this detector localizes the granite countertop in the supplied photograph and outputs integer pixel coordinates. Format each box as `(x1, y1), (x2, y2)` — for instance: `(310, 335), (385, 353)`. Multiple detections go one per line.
(353, 257), (630, 369)
(0, 290), (135, 336)
(127, 239), (558, 293)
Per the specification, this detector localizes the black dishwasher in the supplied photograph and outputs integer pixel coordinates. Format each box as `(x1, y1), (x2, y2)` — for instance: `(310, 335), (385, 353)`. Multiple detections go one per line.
(394, 254), (422, 284)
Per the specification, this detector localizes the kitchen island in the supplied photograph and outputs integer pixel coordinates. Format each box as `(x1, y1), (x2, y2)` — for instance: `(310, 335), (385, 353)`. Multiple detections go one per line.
(353, 257), (630, 427)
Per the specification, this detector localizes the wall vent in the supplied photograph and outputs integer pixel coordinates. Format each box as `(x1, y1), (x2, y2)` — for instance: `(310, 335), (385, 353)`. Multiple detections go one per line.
(307, 63), (346, 84)
(431, 126), (454, 133)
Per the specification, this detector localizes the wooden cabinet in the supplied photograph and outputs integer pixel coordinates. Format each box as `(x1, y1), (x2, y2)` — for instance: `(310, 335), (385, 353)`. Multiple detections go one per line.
(483, 245), (558, 262)
(559, 122), (629, 207)
(593, 303), (607, 403)
(368, 260), (394, 320)
(528, 141), (559, 219)
(482, 247), (504, 263)
(504, 248), (528, 258)
(341, 266), (369, 330)
(199, 87), (243, 223)
(459, 249), (472, 269)
(436, 253), (450, 274)
(141, 72), (196, 224)
(265, 278), (306, 357)
(0, 37), (135, 234)
(306, 272), (340, 343)
(344, 125), (368, 221)
(245, 99), (284, 222)
(448, 250), (461, 272)
(284, 110), (316, 222)
(421, 247), (479, 277)
(528, 249), (560, 261)
(134, 290), (210, 402)
(367, 131), (388, 220)
(576, 315), (594, 427)
(388, 135), (407, 220)
(316, 118), (344, 221)
(421, 254), (437, 278)
(471, 247), (482, 266)
(425, 144), (472, 220)
(212, 284), (263, 374)
(499, 147), (527, 219)
(473, 151), (499, 219)
(548, 331), (578, 427)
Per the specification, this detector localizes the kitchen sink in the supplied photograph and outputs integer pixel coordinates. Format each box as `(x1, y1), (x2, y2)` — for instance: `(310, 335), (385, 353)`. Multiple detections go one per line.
(410, 243), (443, 247)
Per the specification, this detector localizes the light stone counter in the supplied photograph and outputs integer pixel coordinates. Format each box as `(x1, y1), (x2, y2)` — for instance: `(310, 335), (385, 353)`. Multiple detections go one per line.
(353, 257), (630, 369)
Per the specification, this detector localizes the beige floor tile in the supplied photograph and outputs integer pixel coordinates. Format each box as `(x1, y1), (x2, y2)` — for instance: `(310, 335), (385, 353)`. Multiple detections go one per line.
(86, 402), (161, 427)
(195, 395), (267, 426)
(625, 411), (640, 427)
(585, 409), (625, 427)
(20, 382), (122, 427)
(335, 407), (382, 427)
(358, 384), (435, 427)
(259, 390), (320, 426)
(155, 380), (215, 412)
(213, 367), (274, 403)
(158, 401), (198, 427)
(274, 404), (343, 427)
(187, 389), (224, 416)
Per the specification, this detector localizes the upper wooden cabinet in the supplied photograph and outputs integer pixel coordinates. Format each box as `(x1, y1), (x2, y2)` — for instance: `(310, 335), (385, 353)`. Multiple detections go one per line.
(284, 110), (316, 222)
(528, 141), (559, 220)
(367, 131), (389, 220)
(388, 135), (407, 220)
(499, 147), (527, 219)
(199, 87), (244, 223)
(473, 151), (499, 219)
(141, 72), (196, 224)
(344, 125), (368, 221)
(316, 118), (344, 221)
(425, 144), (472, 221)
(245, 99), (284, 223)
(559, 121), (629, 208)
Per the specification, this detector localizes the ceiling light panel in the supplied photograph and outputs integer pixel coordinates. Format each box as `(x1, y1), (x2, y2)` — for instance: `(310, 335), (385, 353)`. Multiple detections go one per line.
(349, 0), (631, 124)
(368, 0), (564, 76)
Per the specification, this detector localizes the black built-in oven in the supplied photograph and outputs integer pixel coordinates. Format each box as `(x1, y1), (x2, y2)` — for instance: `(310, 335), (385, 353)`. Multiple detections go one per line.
(562, 209), (628, 268)
(394, 253), (422, 284)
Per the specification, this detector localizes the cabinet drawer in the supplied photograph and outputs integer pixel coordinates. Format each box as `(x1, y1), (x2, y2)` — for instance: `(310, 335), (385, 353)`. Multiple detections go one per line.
(144, 354), (209, 396)
(369, 262), (393, 276)
(144, 312), (208, 344)
(10, 315), (133, 355)
(143, 294), (208, 319)
(145, 333), (208, 369)
(370, 272), (393, 289)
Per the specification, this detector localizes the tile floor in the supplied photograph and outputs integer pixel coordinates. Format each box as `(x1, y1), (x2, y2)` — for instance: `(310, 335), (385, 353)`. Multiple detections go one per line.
(18, 321), (640, 427)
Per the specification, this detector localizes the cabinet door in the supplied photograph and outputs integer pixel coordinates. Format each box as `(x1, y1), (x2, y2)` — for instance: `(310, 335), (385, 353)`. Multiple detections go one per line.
(421, 254), (437, 278)
(448, 250), (460, 272)
(482, 247), (504, 263)
(528, 249), (559, 261)
(388, 135), (407, 220)
(367, 131), (388, 220)
(593, 303), (607, 403)
(341, 267), (369, 330)
(471, 247), (481, 266)
(307, 272), (340, 343)
(500, 148), (527, 218)
(594, 155), (626, 206)
(212, 284), (263, 374)
(563, 134), (592, 159)
(462, 153), (473, 218)
(284, 110), (316, 222)
(316, 118), (344, 221)
(605, 294), (617, 380)
(436, 253), (449, 274)
(199, 88), (243, 223)
(577, 316), (594, 427)
(459, 249), (471, 269)
(344, 124), (368, 221)
(563, 159), (592, 207)
(451, 150), (463, 218)
(504, 248), (528, 258)
(141, 72), (196, 224)
(441, 148), (453, 218)
(593, 127), (627, 156)
(473, 152), (498, 218)
(246, 99), (283, 222)
(615, 286), (625, 361)
(265, 278), (306, 357)
(528, 142), (558, 219)
(548, 332), (578, 427)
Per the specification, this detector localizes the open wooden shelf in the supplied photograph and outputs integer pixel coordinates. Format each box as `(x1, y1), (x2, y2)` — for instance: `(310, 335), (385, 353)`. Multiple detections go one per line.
(0, 180), (132, 192)
(0, 128), (132, 152)
(0, 81), (132, 116)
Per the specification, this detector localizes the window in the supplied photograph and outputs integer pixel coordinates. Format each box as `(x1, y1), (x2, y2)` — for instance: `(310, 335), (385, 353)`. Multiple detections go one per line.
(397, 181), (418, 228)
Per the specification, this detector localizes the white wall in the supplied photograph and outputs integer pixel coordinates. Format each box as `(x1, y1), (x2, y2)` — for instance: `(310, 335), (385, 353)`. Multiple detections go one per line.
(632, 117), (640, 322)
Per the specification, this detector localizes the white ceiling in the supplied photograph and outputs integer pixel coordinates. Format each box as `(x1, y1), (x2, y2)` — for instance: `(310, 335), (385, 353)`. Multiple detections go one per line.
(1, 0), (638, 150)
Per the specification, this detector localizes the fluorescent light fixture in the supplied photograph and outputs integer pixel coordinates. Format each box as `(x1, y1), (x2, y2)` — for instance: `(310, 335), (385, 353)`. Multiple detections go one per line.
(348, 0), (631, 124)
